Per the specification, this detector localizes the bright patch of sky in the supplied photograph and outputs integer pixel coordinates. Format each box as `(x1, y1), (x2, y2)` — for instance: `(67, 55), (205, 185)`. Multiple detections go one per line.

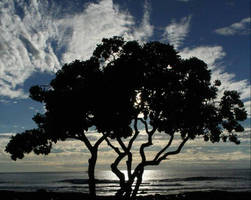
(0, 0), (250, 172)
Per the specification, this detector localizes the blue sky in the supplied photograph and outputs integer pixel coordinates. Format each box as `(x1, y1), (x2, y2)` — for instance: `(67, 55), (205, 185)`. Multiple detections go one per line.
(0, 0), (250, 172)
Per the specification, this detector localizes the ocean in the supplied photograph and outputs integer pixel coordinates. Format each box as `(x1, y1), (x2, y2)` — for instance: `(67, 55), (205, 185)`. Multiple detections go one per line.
(0, 168), (250, 196)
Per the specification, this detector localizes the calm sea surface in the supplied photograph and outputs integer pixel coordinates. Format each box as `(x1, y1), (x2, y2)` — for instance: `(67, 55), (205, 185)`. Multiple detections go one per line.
(0, 169), (250, 195)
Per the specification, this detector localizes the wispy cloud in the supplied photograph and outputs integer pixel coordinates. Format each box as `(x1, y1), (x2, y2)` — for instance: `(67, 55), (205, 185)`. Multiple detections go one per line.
(215, 17), (251, 36)
(0, 0), (153, 99)
(56, 0), (135, 63)
(129, 0), (154, 42)
(162, 15), (191, 49)
(244, 101), (251, 118)
(179, 46), (251, 105)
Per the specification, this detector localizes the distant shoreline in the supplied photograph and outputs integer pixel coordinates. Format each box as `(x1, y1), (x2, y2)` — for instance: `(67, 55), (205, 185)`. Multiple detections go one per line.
(0, 190), (250, 200)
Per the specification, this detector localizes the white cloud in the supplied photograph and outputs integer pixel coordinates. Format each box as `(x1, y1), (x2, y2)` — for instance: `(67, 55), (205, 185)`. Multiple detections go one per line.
(128, 0), (154, 42)
(0, 0), (153, 99)
(57, 0), (135, 63)
(179, 46), (251, 105)
(244, 101), (251, 118)
(180, 46), (225, 68)
(215, 17), (251, 36)
(162, 15), (191, 49)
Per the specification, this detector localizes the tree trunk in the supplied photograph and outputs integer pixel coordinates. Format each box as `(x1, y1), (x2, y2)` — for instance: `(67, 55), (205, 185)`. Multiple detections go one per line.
(131, 169), (144, 199)
(111, 162), (126, 197)
(88, 150), (97, 198)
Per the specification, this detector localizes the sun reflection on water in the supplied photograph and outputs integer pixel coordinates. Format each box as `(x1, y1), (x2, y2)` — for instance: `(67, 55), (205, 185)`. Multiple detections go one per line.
(97, 170), (164, 182)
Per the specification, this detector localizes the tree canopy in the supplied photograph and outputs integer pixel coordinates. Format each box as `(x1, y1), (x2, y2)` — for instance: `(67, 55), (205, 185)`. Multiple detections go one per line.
(5, 36), (247, 198)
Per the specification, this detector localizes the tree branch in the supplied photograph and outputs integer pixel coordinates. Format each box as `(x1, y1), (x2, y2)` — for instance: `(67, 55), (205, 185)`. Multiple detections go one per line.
(93, 133), (107, 149)
(111, 151), (127, 195)
(158, 136), (189, 162)
(117, 137), (127, 152)
(126, 118), (140, 179)
(139, 132), (154, 163)
(104, 137), (121, 154)
(78, 133), (93, 151)
(144, 136), (189, 166)
(128, 118), (140, 150)
(117, 137), (133, 180)
(153, 134), (174, 161)
(139, 126), (157, 163)
(138, 118), (149, 134)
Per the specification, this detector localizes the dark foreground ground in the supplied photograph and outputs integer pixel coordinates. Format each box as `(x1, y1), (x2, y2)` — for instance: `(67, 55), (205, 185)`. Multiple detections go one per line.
(0, 190), (250, 200)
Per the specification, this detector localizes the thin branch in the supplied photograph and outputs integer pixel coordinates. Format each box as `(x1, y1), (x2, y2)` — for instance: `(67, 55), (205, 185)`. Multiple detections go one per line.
(158, 136), (189, 162)
(138, 118), (149, 134)
(93, 134), (107, 149)
(78, 133), (93, 151)
(139, 131), (154, 163)
(104, 137), (121, 154)
(144, 136), (189, 166)
(130, 136), (189, 185)
(139, 119), (157, 163)
(128, 118), (140, 150)
(117, 138), (127, 152)
(153, 134), (174, 161)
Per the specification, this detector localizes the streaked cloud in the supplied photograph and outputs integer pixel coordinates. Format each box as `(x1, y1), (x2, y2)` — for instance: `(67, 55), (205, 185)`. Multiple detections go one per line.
(1, 128), (250, 171)
(0, 0), (153, 99)
(129, 0), (153, 42)
(215, 17), (251, 36)
(162, 15), (191, 49)
(173, 149), (250, 162)
(179, 46), (251, 107)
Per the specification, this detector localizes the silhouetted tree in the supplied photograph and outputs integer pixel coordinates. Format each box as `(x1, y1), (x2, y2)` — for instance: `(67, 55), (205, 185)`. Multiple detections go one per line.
(90, 37), (247, 198)
(5, 36), (138, 198)
(5, 37), (247, 199)
(5, 58), (107, 197)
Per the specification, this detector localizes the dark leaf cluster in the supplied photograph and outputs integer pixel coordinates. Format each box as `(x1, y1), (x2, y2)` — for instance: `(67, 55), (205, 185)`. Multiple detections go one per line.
(5, 129), (51, 160)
